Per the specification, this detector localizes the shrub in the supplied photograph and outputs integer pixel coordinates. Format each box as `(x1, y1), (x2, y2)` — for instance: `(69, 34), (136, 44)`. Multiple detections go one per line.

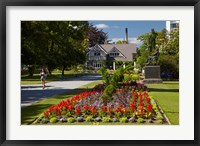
(157, 119), (163, 124)
(67, 117), (75, 123)
(50, 117), (57, 123)
(41, 118), (48, 124)
(119, 117), (128, 123)
(104, 84), (116, 97)
(101, 84), (116, 105)
(102, 117), (111, 122)
(85, 116), (93, 122)
(158, 55), (179, 79)
(137, 118), (144, 123)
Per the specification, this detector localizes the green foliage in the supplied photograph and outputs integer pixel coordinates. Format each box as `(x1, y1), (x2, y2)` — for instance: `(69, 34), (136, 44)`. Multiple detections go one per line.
(100, 66), (111, 87)
(85, 116), (93, 122)
(136, 26), (179, 71)
(67, 117), (75, 123)
(41, 118), (48, 124)
(104, 84), (116, 97)
(137, 118), (144, 123)
(50, 117), (57, 123)
(156, 114), (163, 120)
(158, 55), (179, 78)
(157, 119), (163, 124)
(101, 84), (116, 105)
(119, 117), (128, 123)
(21, 21), (88, 75)
(102, 117), (111, 122)
(124, 74), (139, 82)
(116, 40), (123, 44)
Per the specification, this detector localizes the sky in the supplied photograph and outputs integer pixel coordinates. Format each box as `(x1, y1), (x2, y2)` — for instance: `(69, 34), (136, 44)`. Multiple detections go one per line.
(89, 21), (166, 46)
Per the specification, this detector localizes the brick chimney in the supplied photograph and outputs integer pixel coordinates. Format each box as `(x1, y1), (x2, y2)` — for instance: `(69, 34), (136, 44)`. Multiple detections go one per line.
(125, 28), (128, 44)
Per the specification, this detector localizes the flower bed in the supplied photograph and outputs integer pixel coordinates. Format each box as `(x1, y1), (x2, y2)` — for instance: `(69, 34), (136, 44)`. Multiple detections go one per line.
(33, 83), (167, 124)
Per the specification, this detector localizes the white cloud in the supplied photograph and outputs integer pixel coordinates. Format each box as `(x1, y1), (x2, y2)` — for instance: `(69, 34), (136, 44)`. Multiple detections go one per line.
(94, 24), (120, 29)
(110, 37), (142, 46)
(111, 26), (120, 29)
(94, 24), (109, 29)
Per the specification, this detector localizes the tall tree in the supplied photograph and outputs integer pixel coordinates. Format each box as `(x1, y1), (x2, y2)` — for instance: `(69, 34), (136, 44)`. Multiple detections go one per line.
(21, 21), (88, 76)
(85, 25), (108, 47)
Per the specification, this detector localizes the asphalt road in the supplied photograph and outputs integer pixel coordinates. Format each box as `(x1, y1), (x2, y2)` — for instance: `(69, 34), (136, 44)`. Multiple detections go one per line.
(21, 74), (102, 107)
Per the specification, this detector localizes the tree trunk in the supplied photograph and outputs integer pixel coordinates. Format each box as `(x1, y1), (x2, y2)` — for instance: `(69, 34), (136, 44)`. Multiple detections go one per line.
(28, 66), (35, 77)
(62, 66), (65, 76)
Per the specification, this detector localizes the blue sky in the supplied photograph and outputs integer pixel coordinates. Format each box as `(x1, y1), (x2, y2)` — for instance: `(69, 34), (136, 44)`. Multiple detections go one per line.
(89, 21), (166, 46)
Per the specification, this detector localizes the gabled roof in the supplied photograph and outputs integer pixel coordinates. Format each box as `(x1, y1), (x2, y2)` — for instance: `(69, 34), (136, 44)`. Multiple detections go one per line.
(99, 44), (137, 61)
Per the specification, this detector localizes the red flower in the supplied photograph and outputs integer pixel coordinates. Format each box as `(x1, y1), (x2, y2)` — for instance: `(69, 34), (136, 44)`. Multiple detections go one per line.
(44, 111), (49, 116)
(108, 106), (113, 114)
(75, 106), (81, 115)
(132, 91), (137, 99)
(90, 106), (97, 114)
(68, 105), (74, 111)
(147, 104), (152, 112)
(83, 105), (90, 111)
(122, 107), (128, 113)
(130, 101), (136, 111)
(145, 96), (150, 104)
(115, 106), (123, 113)
(101, 106), (107, 111)
(139, 106), (144, 114)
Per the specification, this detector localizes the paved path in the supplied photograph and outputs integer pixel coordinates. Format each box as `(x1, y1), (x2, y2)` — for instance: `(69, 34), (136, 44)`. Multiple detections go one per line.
(21, 74), (102, 107)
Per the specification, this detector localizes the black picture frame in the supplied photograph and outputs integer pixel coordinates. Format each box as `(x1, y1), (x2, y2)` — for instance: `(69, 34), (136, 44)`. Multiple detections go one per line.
(0, 0), (199, 145)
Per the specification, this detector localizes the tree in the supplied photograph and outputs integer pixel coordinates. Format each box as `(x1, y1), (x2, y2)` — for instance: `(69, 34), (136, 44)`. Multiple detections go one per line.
(21, 21), (89, 76)
(85, 25), (108, 47)
(136, 33), (150, 67)
(148, 29), (158, 52)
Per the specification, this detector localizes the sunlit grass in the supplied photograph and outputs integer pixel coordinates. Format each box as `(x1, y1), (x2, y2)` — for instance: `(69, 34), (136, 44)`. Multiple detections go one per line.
(147, 81), (179, 125)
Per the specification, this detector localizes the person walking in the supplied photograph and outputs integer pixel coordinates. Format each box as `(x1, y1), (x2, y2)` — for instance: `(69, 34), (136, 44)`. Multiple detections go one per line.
(40, 69), (47, 89)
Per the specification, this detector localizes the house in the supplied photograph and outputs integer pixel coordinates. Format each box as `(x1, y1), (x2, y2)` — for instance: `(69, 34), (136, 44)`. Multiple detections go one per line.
(86, 43), (137, 70)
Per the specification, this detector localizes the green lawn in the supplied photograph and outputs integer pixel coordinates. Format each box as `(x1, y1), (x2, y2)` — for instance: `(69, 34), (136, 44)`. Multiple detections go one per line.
(21, 71), (84, 85)
(21, 80), (103, 124)
(147, 81), (179, 125)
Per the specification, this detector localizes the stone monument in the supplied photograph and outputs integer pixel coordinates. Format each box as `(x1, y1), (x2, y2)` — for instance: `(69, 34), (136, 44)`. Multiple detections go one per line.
(143, 48), (163, 84)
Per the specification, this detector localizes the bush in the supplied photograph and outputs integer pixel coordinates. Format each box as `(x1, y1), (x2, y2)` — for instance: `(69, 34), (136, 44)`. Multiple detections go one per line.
(41, 118), (48, 124)
(157, 119), (163, 124)
(67, 117), (75, 123)
(85, 116), (93, 122)
(158, 55), (179, 79)
(50, 117), (57, 123)
(104, 84), (116, 97)
(119, 117), (128, 123)
(123, 74), (139, 82)
(137, 118), (144, 123)
(102, 117), (111, 122)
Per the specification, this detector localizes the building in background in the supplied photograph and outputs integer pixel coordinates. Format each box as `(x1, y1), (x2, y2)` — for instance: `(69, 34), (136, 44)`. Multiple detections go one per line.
(166, 20), (179, 32)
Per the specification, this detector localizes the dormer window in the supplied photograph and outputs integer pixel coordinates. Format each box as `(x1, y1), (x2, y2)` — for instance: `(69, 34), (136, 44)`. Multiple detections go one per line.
(110, 52), (119, 57)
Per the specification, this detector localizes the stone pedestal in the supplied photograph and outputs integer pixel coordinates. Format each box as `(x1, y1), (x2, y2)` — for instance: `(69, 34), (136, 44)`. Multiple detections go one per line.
(143, 66), (163, 84)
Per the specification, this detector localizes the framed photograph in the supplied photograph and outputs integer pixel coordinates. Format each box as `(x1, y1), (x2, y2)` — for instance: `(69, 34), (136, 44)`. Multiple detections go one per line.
(0, 0), (199, 145)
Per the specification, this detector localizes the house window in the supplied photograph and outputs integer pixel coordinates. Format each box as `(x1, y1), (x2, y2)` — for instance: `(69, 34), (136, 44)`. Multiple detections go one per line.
(93, 62), (102, 68)
(170, 23), (177, 29)
(110, 52), (119, 57)
(94, 52), (100, 56)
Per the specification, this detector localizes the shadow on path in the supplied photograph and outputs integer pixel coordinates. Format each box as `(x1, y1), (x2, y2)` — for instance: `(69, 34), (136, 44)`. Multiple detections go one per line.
(149, 88), (179, 93)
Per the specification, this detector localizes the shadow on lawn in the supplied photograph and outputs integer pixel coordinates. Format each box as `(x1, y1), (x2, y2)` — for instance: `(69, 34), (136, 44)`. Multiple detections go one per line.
(149, 88), (179, 93)
(21, 104), (53, 125)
